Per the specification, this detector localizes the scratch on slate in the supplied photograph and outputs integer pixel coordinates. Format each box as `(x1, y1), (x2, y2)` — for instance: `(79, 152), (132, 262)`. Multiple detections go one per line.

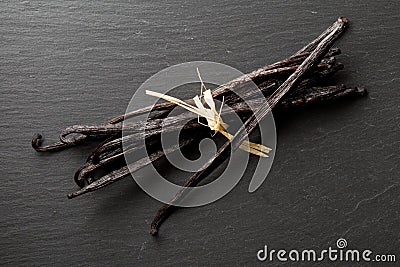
(346, 183), (399, 216)
(342, 222), (366, 237)
(137, 241), (147, 260)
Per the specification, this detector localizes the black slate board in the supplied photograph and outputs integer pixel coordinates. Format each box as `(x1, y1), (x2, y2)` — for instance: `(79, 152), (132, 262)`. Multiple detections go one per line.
(1, 1), (399, 266)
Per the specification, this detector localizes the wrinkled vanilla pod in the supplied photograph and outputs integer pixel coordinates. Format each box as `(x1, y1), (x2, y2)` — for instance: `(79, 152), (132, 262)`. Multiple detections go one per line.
(31, 17), (367, 235)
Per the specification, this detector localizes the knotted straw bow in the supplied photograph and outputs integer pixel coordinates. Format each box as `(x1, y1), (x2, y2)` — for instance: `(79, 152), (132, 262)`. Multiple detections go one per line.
(146, 68), (271, 157)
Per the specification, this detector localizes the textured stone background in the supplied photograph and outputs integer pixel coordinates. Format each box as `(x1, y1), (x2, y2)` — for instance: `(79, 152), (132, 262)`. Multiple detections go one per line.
(1, 0), (399, 266)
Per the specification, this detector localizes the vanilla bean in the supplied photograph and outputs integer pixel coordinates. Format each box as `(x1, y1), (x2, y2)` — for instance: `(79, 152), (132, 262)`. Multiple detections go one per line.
(231, 85), (366, 113)
(71, 81), (365, 194)
(71, 60), (349, 191)
(73, 82), (362, 199)
(75, 148), (128, 187)
(78, 60), (345, 185)
(107, 49), (340, 124)
(150, 17), (349, 235)
(67, 137), (194, 199)
(32, 133), (71, 152)
(56, 60), (343, 156)
(32, 50), (340, 152)
(30, 16), (367, 237)
(68, 83), (365, 197)
(75, 139), (160, 187)
(52, 59), (348, 195)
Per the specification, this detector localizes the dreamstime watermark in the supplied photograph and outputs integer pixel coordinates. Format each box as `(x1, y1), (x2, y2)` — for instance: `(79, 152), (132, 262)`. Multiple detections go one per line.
(257, 238), (397, 263)
(122, 61), (276, 207)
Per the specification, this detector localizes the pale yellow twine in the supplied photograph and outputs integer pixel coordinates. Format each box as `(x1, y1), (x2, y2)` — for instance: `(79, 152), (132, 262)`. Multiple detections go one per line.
(146, 68), (271, 157)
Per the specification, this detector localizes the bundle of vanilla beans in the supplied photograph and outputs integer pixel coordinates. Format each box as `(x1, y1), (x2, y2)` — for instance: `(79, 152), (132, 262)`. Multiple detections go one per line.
(32, 17), (366, 235)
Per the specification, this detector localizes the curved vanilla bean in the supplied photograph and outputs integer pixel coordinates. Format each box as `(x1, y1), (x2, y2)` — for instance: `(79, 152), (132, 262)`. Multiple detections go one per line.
(59, 125), (123, 144)
(71, 58), (345, 188)
(75, 136), (164, 187)
(67, 138), (194, 199)
(87, 61), (342, 149)
(87, 120), (204, 162)
(231, 85), (365, 113)
(70, 83), (366, 197)
(294, 20), (344, 56)
(75, 150), (125, 187)
(75, 60), (346, 186)
(54, 59), (341, 155)
(107, 49), (341, 124)
(87, 134), (121, 163)
(32, 133), (72, 152)
(32, 49), (340, 152)
(150, 17), (349, 235)
(97, 84), (364, 166)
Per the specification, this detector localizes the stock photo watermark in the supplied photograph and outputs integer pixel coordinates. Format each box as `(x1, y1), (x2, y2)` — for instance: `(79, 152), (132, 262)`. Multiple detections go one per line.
(257, 238), (397, 263)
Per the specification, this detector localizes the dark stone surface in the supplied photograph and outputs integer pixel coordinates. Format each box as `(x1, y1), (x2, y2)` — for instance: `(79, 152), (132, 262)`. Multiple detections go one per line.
(1, 1), (399, 266)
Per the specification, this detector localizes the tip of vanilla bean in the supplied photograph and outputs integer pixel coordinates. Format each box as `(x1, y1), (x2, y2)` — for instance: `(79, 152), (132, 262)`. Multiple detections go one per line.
(31, 133), (43, 150)
(338, 17), (349, 24)
(150, 228), (158, 236)
(354, 87), (368, 96)
(336, 85), (368, 99)
(67, 189), (85, 199)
